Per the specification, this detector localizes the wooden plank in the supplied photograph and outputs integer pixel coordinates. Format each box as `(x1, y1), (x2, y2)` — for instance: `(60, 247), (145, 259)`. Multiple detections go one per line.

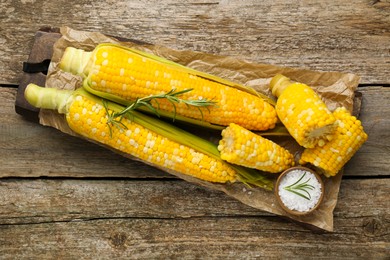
(0, 178), (388, 225)
(1, 0), (389, 86)
(0, 179), (263, 225)
(345, 87), (390, 176)
(1, 86), (389, 178)
(0, 179), (388, 258)
(0, 218), (388, 259)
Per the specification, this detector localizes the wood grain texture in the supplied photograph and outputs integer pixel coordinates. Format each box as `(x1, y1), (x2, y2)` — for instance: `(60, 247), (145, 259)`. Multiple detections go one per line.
(0, 178), (388, 258)
(345, 86), (390, 176)
(1, 87), (388, 178)
(1, 0), (389, 86)
(1, 0), (389, 257)
(0, 218), (388, 259)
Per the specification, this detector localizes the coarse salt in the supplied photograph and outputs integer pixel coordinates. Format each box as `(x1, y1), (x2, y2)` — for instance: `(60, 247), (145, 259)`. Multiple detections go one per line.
(278, 169), (322, 212)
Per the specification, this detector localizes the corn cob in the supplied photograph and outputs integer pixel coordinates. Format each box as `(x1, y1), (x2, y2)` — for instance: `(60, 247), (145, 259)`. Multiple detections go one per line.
(59, 43), (277, 131)
(24, 84), (273, 189)
(269, 74), (337, 148)
(218, 123), (295, 173)
(299, 107), (368, 177)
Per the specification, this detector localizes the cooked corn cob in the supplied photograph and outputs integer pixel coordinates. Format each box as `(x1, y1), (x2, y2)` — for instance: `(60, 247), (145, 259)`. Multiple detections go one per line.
(59, 43), (277, 131)
(218, 123), (295, 173)
(24, 84), (273, 189)
(299, 107), (368, 177)
(269, 74), (337, 148)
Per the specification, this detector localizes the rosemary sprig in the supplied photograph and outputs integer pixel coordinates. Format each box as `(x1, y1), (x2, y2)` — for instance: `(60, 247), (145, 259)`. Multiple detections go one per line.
(283, 172), (315, 200)
(103, 88), (216, 137)
(103, 100), (129, 137)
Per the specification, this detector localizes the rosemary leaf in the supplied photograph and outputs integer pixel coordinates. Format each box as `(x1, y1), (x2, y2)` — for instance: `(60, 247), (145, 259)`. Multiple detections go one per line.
(103, 88), (216, 134)
(283, 172), (316, 201)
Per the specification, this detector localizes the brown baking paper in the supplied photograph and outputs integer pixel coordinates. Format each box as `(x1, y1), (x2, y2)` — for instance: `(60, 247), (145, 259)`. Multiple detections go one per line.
(40, 27), (360, 232)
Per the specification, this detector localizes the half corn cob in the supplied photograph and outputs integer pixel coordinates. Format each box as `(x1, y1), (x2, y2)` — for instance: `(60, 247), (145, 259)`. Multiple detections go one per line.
(269, 74), (337, 148)
(299, 107), (368, 177)
(59, 43), (277, 131)
(218, 123), (295, 173)
(24, 84), (273, 189)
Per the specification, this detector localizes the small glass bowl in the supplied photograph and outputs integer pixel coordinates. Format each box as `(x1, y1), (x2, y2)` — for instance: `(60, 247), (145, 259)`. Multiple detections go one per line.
(275, 166), (325, 216)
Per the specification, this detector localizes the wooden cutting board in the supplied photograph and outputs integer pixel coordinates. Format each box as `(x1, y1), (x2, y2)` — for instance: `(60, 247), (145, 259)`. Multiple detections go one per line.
(15, 28), (61, 122)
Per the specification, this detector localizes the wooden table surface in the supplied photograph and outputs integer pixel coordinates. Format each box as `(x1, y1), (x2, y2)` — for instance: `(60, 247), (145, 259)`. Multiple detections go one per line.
(1, 0), (389, 258)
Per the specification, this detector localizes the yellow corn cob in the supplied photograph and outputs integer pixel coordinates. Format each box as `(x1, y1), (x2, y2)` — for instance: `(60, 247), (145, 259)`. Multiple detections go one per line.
(24, 84), (273, 189)
(269, 74), (337, 148)
(299, 107), (368, 177)
(59, 43), (277, 131)
(67, 95), (236, 183)
(218, 123), (295, 173)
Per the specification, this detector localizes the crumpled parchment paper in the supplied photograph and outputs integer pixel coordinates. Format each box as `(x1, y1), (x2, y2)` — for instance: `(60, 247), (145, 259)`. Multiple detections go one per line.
(39, 26), (360, 232)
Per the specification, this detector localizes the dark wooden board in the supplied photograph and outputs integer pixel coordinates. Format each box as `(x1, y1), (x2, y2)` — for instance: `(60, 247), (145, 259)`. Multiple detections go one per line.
(14, 28), (61, 122)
